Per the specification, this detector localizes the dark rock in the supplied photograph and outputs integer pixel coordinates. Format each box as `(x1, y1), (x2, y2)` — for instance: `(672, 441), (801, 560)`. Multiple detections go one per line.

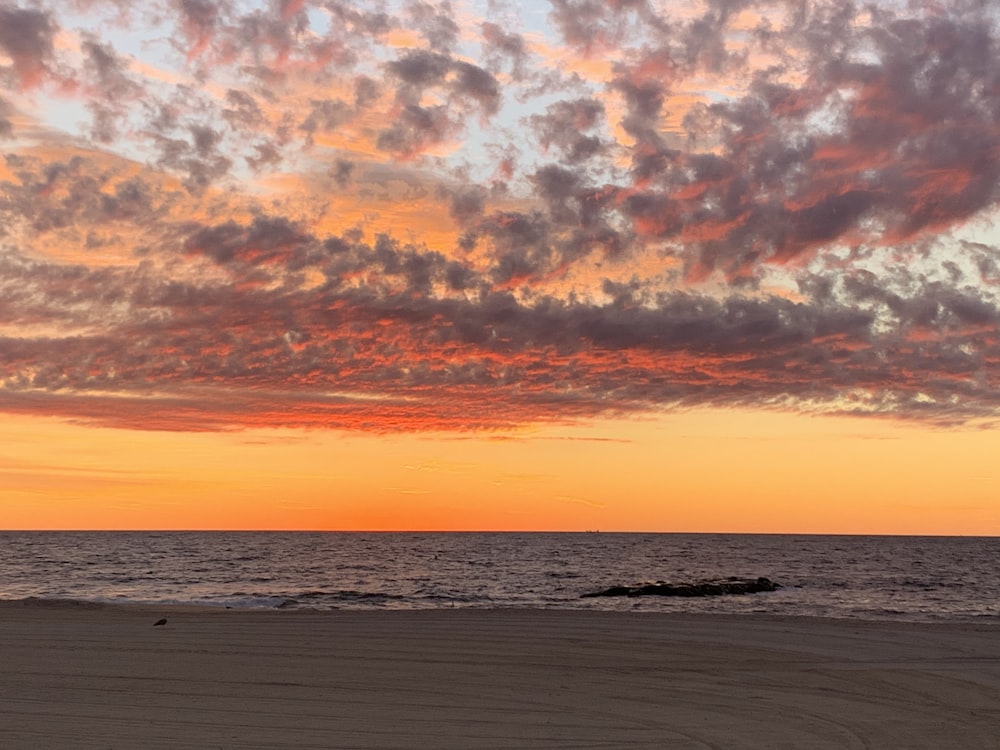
(581, 576), (781, 598)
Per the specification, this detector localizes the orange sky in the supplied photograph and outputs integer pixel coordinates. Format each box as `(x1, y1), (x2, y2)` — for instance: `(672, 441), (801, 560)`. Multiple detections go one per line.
(2, 1), (1000, 533)
(4, 409), (997, 533)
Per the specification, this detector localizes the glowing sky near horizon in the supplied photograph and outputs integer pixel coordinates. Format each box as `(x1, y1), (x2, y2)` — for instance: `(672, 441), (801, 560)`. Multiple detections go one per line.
(2, 0), (1000, 532)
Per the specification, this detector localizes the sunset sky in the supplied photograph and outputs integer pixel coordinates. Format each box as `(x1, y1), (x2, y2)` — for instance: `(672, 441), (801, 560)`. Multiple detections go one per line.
(2, 0), (999, 533)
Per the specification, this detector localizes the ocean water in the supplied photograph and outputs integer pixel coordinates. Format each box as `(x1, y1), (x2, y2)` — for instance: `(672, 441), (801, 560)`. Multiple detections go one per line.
(0, 532), (997, 622)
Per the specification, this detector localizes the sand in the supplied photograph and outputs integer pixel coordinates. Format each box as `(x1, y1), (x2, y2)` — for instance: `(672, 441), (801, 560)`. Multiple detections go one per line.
(2, 601), (1000, 749)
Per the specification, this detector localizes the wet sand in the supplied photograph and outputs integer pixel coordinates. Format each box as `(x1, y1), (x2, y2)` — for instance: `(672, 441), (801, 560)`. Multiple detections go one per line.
(2, 600), (1000, 748)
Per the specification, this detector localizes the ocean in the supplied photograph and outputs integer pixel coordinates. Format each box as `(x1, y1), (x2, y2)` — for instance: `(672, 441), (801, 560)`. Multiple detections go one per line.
(0, 532), (997, 622)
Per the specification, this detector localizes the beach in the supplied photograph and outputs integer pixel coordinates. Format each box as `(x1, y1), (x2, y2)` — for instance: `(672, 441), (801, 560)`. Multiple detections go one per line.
(2, 600), (999, 748)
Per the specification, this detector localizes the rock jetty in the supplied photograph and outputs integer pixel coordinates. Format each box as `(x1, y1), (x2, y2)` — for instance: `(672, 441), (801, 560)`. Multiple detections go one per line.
(581, 576), (781, 598)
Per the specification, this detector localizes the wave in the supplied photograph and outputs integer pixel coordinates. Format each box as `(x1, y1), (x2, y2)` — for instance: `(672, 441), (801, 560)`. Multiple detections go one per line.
(3, 532), (1000, 621)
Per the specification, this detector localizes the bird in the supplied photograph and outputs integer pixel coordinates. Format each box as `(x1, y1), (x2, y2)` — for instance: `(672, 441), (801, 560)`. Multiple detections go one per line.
(153, 618), (167, 627)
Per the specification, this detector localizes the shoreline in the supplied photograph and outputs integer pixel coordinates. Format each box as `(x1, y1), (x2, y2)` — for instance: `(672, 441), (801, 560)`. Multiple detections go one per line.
(5, 594), (1000, 625)
(3, 603), (1000, 748)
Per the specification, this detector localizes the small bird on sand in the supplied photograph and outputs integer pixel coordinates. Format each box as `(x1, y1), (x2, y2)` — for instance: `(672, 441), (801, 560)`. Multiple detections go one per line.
(153, 618), (167, 627)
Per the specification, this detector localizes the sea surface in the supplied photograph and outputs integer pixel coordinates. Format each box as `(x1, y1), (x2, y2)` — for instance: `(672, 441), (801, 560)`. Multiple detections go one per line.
(0, 532), (997, 622)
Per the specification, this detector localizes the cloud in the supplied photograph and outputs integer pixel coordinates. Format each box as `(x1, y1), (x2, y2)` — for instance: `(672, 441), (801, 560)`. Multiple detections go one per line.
(2, 183), (998, 431)
(376, 103), (455, 158)
(480, 21), (527, 80)
(298, 97), (352, 146)
(3, 0), (1000, 431)
(0, 97), (12, 138)
(380, 49), (501, 155)
(175, 0), (228, 62)
(529, 98), (607, 163)
(405, 0), (459, 53)
(0, 3), (57, 88)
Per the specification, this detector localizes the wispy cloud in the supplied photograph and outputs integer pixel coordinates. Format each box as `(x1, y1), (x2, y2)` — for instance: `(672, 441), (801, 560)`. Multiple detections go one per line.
(557, 494), (605, 509)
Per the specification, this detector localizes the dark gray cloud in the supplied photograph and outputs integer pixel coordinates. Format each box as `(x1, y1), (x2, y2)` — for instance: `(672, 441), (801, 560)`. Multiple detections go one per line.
(0, 154), (172, 236)
(177, 0), (223, 30)
(548, 0), (651, 53)
(330, 158), (354, 187)
(0, 3), (57, 87)
(82, 35), (140, 100)
(182, 214), (311, 267)
(451, 60), (501, 116)
(446, 185), (486, 225)
(320, 1), (394, 37)
(385, 50), (452, 89)
(383, 49), (501, 129)
(376, 103), (453, 157)
(174, 0), (228, 58)
(353, 75), (381, 107)
(530, 98), (606, 163)
(0, 96), (13, 138)
(406, 0), (459, 52)
(481, 22), (527, 80)
(298, 98), (352, 146)
(222, 88), (266, 129)
(151, 127), (232, 193)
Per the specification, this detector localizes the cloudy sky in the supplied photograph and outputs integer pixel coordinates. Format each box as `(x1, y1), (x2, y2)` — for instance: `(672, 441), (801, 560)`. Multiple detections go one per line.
(2, 0), (999, 531)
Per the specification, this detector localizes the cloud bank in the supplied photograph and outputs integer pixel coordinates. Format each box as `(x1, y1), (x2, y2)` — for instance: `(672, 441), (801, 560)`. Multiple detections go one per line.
(1, 0), (999, 431)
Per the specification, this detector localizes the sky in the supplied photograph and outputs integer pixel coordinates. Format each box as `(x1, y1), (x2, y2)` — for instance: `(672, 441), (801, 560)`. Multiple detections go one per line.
(1, 0), (1000, 533)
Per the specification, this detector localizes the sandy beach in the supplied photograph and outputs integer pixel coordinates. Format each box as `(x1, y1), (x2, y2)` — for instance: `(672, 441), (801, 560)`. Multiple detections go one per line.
(2, 600), (999, 749)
